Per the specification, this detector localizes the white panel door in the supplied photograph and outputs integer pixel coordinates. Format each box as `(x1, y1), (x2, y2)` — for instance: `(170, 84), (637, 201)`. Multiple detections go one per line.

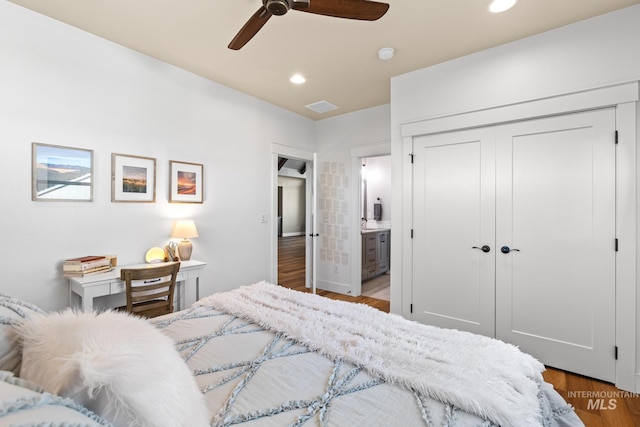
(495, 109), (616, 382)
(412, 128), (496, 337)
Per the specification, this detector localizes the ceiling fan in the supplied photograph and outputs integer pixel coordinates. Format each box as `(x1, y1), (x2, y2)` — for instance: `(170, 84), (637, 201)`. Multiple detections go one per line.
(228, 0), (390, 50)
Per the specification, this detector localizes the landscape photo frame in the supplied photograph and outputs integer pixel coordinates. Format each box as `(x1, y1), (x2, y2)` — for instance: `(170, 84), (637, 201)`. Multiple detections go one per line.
(32, 143), (94, 202)
(169, 160), (203, 203)
(111, 153), (156, 203)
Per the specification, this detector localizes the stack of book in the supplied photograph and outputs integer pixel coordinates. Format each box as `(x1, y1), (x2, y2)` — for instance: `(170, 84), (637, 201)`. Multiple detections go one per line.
(63, 255), (112, 277)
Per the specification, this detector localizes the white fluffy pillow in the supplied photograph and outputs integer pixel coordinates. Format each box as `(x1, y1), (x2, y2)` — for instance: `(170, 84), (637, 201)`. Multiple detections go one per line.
(16, 309), (210, 427)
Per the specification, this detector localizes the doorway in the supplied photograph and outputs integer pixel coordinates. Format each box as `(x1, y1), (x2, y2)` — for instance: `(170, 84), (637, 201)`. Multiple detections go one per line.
(277, 168), (307, 289)
(270, 143), (316, 292)
(348, 141), (391, 298)
(360, 155), (391, 301)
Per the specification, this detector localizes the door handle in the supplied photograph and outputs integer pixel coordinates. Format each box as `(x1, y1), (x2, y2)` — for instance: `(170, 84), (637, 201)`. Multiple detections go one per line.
(472, 245), (491, 253)
(501, 246), (520, 254)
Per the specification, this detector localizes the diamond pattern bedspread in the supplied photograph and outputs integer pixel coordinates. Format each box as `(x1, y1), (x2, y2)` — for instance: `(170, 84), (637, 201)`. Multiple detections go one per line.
(154, 304), (583, 427)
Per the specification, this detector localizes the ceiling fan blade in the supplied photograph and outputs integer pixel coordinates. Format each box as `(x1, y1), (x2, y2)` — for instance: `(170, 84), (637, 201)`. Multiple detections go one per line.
(294, 0), (389, 21)
(228, 6), (273, 50)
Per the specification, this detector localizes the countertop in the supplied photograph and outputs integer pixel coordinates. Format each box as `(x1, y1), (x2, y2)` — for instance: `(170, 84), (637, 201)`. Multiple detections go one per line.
(361, 228), (390, 234)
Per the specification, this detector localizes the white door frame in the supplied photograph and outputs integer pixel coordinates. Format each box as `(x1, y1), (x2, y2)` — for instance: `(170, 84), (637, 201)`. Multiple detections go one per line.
(399, 82), (639, 392)
(349, 142), (391, 296)
(271, 143), (317, 290)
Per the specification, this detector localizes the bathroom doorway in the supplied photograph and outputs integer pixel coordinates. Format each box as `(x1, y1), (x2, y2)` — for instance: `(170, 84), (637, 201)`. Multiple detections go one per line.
(360, 155), (391, 301)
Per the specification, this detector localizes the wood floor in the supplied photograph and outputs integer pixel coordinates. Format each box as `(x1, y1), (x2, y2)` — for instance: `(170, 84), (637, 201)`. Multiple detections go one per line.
(543, 367), (640, 426)
(277, 235), (389, 312)
(277, 235), (639, 427)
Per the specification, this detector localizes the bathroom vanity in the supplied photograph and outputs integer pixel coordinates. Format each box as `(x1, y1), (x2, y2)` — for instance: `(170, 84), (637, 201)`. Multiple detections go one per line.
(361, 229), (390, 281)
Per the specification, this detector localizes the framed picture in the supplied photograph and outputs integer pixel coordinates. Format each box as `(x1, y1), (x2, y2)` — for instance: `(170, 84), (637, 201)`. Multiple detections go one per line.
(111, 153), (156, 203)
(169, 160), (203, 203)
(32, 143), (93, 202)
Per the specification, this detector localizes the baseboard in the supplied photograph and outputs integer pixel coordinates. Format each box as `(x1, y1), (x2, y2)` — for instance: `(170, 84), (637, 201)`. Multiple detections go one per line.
(282, 232), (305, 237)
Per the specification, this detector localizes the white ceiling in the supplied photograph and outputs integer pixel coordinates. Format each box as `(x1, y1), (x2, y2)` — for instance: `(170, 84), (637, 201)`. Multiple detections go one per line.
(8, 0), (640, 120)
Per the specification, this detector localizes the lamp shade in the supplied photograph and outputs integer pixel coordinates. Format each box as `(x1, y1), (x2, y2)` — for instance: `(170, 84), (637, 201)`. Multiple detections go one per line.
(171, 219), (199, 239)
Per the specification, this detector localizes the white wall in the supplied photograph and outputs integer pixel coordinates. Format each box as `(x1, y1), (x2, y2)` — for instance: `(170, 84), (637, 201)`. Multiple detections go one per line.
(363, 156), (391, 224)
(392, 5), (640, 125)
(0, 1), (316, 311)
(278, 175), (306, 236)
(390, 4), (640, 390)
(315, 105), (390, 294)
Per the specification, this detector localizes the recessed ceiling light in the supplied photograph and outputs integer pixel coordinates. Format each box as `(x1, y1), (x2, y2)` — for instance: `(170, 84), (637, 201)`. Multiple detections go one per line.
(290, 74), (306, 84)
(488, 0), (516, 13)
(377, 47), (394, 61)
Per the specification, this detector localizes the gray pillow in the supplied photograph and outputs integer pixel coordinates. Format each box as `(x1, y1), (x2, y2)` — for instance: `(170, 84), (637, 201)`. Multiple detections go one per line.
(0, 370), (112, 426)
(0, 294), (45, 374)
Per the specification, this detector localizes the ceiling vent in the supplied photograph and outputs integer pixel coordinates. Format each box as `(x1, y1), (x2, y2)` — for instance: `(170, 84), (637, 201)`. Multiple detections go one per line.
(305, 100), (338, 114)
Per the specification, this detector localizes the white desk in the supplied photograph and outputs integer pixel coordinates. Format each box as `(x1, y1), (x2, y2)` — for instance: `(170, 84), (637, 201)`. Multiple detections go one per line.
(68, 260), (206, 312)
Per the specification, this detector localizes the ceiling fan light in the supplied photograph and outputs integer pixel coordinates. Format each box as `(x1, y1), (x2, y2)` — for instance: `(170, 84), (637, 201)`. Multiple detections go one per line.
(265, 0), (290, 15)
(488, 0), (517, 13)
(377, 47), (394, 61)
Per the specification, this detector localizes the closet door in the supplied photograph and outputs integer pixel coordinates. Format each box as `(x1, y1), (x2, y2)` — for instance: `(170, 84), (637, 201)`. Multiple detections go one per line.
(412, 128), (496, 337)
(495, 109), (616, 382)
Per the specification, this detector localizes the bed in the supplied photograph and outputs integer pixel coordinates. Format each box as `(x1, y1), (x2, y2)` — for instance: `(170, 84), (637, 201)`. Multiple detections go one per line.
(0, 283), (584, 426)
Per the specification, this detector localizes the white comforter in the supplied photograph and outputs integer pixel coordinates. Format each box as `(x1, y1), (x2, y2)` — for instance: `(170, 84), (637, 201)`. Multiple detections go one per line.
(154, 282), (584, 427)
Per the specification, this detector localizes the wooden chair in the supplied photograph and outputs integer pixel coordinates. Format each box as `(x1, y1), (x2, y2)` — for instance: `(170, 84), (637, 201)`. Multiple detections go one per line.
(120, 262), (180, 318)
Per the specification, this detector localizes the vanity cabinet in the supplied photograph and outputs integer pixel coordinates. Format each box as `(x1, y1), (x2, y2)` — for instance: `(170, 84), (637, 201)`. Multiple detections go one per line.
(361, 229), (390, 280)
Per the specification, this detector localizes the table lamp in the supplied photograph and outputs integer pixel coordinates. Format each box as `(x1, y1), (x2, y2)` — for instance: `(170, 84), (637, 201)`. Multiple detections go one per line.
(171, 219), (199, 261)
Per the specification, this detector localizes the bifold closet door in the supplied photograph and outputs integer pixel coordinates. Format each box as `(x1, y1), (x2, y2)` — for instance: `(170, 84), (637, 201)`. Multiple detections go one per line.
(495, 109), (616, 383)
(411, 108), (616, 382)
(411, 127), (496, 337)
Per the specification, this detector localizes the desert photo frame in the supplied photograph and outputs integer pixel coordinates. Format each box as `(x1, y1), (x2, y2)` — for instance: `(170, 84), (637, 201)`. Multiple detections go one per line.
(169, 160), (203, 203)
(111, 153), (156, 203)
(32, 143), (93, 202)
